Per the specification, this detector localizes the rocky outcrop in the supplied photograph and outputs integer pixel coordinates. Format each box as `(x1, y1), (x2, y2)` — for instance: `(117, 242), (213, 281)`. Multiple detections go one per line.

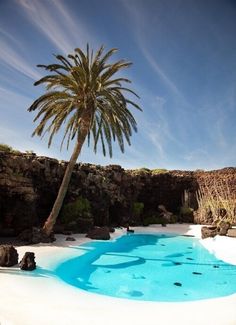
(18, 227), (55, 244)
(65, 236), (76, 241)
(158, 205), (174, 223)
(201, 226), (218, 239)
(86, 227), (110, 240)
(227, 228), (236, 237)
(201, 221), (232, 239)
(217, 221), (231, 236)
(0, 151), (235, 235)
(19, 252), (36, 271)
(0, 245), (18, 266)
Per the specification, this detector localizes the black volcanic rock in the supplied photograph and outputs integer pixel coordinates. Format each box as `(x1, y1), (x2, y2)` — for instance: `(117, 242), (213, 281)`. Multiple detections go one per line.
(86, 227), (110, 240)
(0, 151), (235, 235)
(0, 245), (18, 266)
(19, 252), (36, 271)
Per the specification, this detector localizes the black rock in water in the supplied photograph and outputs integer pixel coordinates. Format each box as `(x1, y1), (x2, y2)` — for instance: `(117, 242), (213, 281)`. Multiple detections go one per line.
(174, 282), (182, 287)
(173, 262), (182, 265)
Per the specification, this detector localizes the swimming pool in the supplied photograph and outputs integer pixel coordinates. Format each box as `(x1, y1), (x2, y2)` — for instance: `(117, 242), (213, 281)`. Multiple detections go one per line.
(55, 233), (236, 302)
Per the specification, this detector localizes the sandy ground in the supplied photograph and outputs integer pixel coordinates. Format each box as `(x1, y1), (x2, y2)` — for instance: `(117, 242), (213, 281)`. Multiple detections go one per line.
(0, 224), (236, 325)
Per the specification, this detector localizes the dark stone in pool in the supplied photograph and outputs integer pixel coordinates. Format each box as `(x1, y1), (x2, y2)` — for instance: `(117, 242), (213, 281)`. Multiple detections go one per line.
(174, 282), (182, 287)
(192, 272), (202, 275)
(167, 253), (183, 258)
(173, 262), (182, 265)
(128, 290), (143, 297)
(133, 274), (146, 279)
(186, 257), (194, 260)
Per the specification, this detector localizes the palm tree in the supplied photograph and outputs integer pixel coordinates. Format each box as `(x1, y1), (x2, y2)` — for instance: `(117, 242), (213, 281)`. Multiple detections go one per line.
(28, 45), (141, 236)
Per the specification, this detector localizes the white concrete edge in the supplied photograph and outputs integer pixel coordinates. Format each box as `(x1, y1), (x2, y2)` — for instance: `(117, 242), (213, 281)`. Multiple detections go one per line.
(0, 224), (236, 325)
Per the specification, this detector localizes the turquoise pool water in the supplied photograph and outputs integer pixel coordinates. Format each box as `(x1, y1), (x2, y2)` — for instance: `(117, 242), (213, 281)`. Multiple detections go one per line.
(55, 233), (236, 302)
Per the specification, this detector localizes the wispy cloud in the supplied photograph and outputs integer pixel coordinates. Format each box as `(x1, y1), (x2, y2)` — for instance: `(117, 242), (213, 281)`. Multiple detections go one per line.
(146, 129), (165, 159)
(141, 96), (167, 159)
(121, 1), (189, 105)
(0, 27), (22, 47)
(18, 0), (96, 54)
(139, 46), (188, 104)
(0, 32), (42, 80)
(134, 90), (184, 163)
(0, 85), (32, 104)
(184, 148), (210, 162)
(201, 92), (234, 150)
(140, 95), (171, 161)
(0, 125), (55, 157)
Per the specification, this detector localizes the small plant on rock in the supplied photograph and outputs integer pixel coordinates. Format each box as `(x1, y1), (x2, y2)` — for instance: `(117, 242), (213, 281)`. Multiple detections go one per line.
(0, 143), (13, 152)
(60, 196), (93, 232)
(151, 168), (168, 175)
(0, 143), (21, 154)
(132, 202), (144, 218)
(179, 206), (194, 222)
(61, 196), (91, 223)
(143, 215), (163, 226)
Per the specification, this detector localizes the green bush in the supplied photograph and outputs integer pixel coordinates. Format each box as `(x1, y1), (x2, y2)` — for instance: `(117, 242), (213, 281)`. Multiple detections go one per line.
(132, 202), (144, 217)
(169, 214), (178, 223)
(60, 196), (91, 224)
(11, 149), (21, 154)
(179, 206), (193, 216)
(0, 143), (21, 154)
(132, 168), (150, 175)
(179, 206), (194, 223)
(143, 215), (165, 226)
(139, 167), (150, 172)
(25, 150), (35, 154)
(151, 168), (168, 175)
(0, 143), (13, 152)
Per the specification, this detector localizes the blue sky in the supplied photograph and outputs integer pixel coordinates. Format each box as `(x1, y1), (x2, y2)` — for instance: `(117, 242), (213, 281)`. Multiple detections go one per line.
(0, 0), (235, 170)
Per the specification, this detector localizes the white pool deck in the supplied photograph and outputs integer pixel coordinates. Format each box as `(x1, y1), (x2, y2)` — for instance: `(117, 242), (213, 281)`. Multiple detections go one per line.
(0, 224), (236, 325)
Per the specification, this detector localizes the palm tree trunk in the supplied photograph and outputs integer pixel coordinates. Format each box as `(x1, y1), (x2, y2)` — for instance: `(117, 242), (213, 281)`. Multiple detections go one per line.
(42, 129), (88, 236)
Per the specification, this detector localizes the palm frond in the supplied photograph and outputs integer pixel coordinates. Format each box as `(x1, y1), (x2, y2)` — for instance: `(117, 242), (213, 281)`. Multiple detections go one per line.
(28, 44), (141, 154)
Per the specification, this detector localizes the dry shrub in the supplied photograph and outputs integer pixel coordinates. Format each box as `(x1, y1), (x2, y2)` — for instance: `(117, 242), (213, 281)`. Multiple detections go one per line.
(196, 178), (236, 225)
